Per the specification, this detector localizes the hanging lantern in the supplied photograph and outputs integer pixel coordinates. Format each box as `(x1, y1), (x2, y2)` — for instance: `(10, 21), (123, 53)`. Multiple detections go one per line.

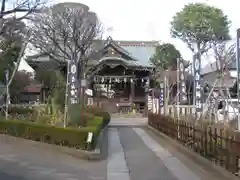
(146, 79), (149, 86)
(141, 78), (145, 87)
(94, 76), (98, 83)
(101, 77), (104, 83)
(130, 78), (133, 83)
(124, 78), (127, 83)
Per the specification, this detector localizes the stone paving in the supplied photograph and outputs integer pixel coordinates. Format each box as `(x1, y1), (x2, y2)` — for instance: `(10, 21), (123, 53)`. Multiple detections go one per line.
(0, 117), (232, 180)
(118, 127), (178, 180)
(108, 116), (148, 127)
(0, 136), (107, 180)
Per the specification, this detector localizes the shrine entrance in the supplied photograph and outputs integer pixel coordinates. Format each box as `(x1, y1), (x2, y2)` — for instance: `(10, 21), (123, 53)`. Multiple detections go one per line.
(86, 38), (154, 114)
(90, 65), (151, 114)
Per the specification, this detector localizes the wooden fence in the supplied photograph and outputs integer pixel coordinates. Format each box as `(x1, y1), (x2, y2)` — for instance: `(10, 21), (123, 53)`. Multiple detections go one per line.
(166, 105), (195, 116)
(148, 97), (195, 116)
(148, 113), (240, 177)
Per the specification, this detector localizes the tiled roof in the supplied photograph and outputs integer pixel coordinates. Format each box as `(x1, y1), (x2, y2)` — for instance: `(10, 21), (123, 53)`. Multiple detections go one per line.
(27, 38), (158, 68)
(115, 40), (157, 66)
(116, 40), (158, 47)
(88, 38), (157, 66)
(97, 57), (154, 68)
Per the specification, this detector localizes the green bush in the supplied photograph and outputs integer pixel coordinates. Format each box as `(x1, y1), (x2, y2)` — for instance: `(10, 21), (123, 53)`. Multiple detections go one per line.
(86, 106), (102, 114)
(68, 112), (95, 127)
(68, 104), (94, 127)
(86, 106), (110, 128)
(94, 111), (110, 128)
(68, 104), (110, 128)
(0, 116), (103, 150)
(7, 106), (35, 115)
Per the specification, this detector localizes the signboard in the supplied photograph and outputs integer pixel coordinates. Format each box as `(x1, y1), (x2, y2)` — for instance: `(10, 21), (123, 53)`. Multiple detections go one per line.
(178, 58), (187, 103)
(159, 82), (164, 114)
(193, 53), (202, 115)
(68, 60), (79, 104)
(147, 96), (152, 111)
(87, 132), (93, 143)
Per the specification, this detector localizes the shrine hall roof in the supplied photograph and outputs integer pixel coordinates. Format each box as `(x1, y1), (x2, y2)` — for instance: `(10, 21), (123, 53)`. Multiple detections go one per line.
(115, 40), (158, 66)
(88, 37), (158, 67)
(26, 37), (158, 69)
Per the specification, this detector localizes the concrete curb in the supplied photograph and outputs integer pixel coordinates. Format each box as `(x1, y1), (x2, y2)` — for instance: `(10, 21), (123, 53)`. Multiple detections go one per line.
(147, 125), (239, 180)
(0, 125), (109, 161)
(88, 125), (108, 160)
(108, 125), (147, 128)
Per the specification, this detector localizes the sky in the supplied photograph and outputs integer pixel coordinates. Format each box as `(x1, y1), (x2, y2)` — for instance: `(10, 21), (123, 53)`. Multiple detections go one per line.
(19, 0), (240, 72)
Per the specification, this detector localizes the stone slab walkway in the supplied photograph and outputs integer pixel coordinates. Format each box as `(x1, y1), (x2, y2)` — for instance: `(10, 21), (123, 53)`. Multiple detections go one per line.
(0, 135), (107, 180)
(108, 117), (148, 127)
(118, 127), (178, 180)
(107, 126), (237, 180)
(107, 127), (204, 180)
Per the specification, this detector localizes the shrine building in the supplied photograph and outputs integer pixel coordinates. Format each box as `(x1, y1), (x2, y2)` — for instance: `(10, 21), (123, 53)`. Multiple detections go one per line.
(26, 37), (157, 114)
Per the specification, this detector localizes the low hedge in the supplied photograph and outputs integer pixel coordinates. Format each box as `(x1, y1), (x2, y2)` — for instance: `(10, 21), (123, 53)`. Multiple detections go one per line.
(68, 104), (95, 127)
(8, 106), (35, 114)
(0, 116), (103, 150)
(0, 106), (35, 116)
(86, 106), (111, 128)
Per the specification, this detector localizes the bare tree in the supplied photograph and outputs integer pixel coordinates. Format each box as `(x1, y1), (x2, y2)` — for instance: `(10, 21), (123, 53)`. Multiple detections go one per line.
(212, 41), (235, 73)
(202, 40), (236, 123)
(0, 0), (45, 36)
(0, 0), (45, 85)
(29, 2), (103, 78)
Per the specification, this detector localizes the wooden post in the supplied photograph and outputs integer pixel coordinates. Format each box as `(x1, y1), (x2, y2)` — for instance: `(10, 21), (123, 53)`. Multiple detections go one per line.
(130, 77), (135, 113)
(144, 77), (150, 117)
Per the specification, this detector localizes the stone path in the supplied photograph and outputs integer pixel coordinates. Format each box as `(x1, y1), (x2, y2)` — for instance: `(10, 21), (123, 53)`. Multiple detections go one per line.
(0, 135), (107, 180)
(108, 116), (147, 127)
(107, 127), (204, 180)
(117, 127), (178, 180)
(0, 117), (234, 180)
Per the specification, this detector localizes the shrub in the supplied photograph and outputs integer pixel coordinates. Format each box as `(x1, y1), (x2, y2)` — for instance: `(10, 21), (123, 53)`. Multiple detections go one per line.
(68, 104), (110, 128)
(0, 116), (103, 150)
(68, 113), (95, 127)
(68, 104), (94, 127)
(2, 106), (37, 121)
(7, 106), (35, 115)
(86, 106), (102, 114)
(86, 106), (110, 128)
(94, 111), (110, 128)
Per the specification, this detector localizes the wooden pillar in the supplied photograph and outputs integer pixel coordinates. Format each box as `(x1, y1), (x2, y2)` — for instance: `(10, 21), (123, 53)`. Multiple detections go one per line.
(144, 77), (150, 117)
(130, 78), (135, 113)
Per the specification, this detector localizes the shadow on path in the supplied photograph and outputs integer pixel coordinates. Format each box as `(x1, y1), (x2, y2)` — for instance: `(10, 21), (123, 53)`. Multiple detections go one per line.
(0, 171), (27, 180)
(100, 126), (109, 161)
(118, 127), (177, 180)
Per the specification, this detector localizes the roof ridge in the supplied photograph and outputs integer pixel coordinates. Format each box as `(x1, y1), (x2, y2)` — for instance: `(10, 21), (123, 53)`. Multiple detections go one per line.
(114, 40), (158, 42)
(116, 41), (158, 47)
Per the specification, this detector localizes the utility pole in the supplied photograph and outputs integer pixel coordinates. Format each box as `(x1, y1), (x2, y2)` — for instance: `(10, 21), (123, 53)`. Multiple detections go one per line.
(5, 69), (9, 120)
(63, 60), (70, 128)
(63, 41), (68, 128)
(236, 28), (240, 130)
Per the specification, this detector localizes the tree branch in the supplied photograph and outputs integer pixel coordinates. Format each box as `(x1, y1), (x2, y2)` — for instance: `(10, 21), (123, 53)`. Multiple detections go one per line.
(30, 3), (103, 78)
